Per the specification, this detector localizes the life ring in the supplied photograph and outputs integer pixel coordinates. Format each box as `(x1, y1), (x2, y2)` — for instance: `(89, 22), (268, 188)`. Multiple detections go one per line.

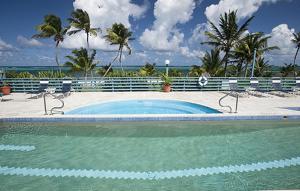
(198, 76), (208, 87)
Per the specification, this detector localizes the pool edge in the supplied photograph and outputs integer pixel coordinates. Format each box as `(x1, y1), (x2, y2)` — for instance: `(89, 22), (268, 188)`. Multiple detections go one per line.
(1, 114), (300, 123)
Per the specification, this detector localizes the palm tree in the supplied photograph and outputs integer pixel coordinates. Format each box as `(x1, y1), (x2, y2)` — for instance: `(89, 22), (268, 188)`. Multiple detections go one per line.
(254, 57), (271, 77)
(201, 49), (223, 77)
(64, 48), (98, 79)
(33, 14), (68, 72)
(233, 32), (279, 77)
(281, 63), (295, 77)
(139, 62), (156, 76)
(292, 32), (300, 76)
(103, 23), (134, 76)
(202, 10), (254, 76)
(67, 9), (101, 50)
(188, 65), (204, 77)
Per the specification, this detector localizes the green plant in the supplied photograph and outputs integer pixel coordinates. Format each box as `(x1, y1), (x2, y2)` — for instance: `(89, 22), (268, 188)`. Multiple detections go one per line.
(68, 9), (101, 50)
(104, 23), (134, 75)
(33, 14), (68, 72)
(202, 10), (254, 76)
(233, 32), (278, 77)
(188, 65), (204, 77)
(161, 74), (172, 86)
(201, 49), (223, 77)
(139, 63), (156, 76)
(35, 71), (67, 78)
(169, 68), (183, 77)
(65, 48), (98, 79)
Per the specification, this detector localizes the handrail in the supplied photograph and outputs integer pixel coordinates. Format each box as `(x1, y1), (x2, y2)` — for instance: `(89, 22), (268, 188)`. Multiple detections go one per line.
(43, 93), (64, 115)
(218, 91), (239, 113)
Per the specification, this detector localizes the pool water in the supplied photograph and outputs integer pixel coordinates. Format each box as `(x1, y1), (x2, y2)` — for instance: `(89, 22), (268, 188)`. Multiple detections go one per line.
(0, 120), (300, 190)
(66, 100), (221, 115)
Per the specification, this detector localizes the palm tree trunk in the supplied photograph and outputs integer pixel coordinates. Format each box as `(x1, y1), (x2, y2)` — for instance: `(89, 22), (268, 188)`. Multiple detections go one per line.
(102, 52), (120, 77)
(222, 52), (229, 77)
(55, 42), (62, 73)
(293, 47), (299, 77)
(119, 46), (124, 72)
(244, 62), (249, 77)
(86, 32), (90, 52)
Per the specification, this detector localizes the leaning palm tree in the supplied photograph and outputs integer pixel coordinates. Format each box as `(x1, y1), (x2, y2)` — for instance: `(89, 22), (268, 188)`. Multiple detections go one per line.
(67, 9), (101, 50)
(202, 10), (254, 76)
(233, 32), (279, 77)
(292, 32), (300, 76)
(64, 48), (98, 80)
(33, 14), (68, 72)
(201, 49), (223, 77)
(103, 23), (134, 76)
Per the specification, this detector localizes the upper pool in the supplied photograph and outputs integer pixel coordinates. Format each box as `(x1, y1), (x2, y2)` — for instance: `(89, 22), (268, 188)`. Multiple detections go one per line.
(66, 100), (221, 115)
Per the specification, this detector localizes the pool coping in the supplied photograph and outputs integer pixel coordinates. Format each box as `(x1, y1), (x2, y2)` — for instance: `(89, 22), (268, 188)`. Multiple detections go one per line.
(1, 114), (300, 123)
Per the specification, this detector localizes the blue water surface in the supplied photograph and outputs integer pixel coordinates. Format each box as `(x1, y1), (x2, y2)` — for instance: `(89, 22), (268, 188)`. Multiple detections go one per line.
(66, 100), (221, 115)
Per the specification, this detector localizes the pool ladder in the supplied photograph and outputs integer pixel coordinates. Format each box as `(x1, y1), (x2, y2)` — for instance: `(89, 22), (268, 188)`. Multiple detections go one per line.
(218, 91), (239, 113)
(43, 92), (64, 115)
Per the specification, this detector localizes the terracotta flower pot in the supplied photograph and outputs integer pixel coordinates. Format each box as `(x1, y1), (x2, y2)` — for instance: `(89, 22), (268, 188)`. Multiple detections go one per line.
(1, 86), (11, 95)
(163, 85), (171, 92)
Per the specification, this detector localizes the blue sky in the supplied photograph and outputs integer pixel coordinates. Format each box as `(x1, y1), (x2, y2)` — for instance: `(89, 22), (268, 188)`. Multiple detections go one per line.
(0, 0), (299, 67)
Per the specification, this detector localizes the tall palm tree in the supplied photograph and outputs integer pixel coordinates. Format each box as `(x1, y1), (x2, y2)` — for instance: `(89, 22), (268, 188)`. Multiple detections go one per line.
(202, 10), (254, 76)
(64, 48), (98, 79)
(233, 32), (278, 77)
(292, 32), (300, 76)
(33, 14), (68, 72)
(103, 23), (134, 76)
(201, 49), (223, 77)
(67, 9), (101, 50)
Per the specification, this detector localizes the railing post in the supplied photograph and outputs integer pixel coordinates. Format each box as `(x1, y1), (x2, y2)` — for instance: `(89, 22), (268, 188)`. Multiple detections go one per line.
(130, 78), (132, 92)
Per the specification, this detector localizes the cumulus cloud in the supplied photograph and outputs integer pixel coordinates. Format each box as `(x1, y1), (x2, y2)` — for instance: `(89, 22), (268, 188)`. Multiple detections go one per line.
(140, 0), (196, 51)
(0, 37), (14, 51)
(266, 24), (297, 64)
(205, 0), (288, 24)
(61, 0), (148, 50)
(17, 35), (44, 47)
(268, 24), (295, 54)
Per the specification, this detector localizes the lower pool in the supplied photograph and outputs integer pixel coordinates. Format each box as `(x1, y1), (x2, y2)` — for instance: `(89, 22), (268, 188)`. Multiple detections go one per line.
(66, 100), (221, 115)
(0, 120), (300, 190)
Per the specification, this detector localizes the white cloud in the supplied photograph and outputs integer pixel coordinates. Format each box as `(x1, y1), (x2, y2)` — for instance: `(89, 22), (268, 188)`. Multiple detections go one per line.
(61, 0), (148, 50)
(266, 24), (296, 64)
(205, 0), (287, 24)
(17, 35), (44, 47)
(140, 0), (196, 51)
(180, 46), (205, 58)
(268, 24), (295, 54)
(0, 37), (14, 51)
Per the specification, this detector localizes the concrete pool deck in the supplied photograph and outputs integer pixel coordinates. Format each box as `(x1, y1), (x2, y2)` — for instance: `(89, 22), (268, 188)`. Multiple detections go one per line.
(0, 92), (300, 121)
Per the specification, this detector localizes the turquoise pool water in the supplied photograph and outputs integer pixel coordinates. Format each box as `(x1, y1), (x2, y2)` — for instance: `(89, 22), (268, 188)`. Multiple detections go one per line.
(0, 120), (300, 190)
(66, 100), (221, 115)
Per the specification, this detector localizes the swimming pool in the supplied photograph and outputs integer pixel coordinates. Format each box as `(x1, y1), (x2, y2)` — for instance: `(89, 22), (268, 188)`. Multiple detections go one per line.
(66, 100), (221, 115)
(0, 120), (300, 190)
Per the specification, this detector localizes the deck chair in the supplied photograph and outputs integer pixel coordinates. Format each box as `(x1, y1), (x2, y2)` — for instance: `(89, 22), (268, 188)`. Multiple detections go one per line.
(228, 79), (248, 97)
(60, 80), (74, 97)
(246, 79), (268, 97)
(27, 81), (49, 99)
(269, 78), (292, 97)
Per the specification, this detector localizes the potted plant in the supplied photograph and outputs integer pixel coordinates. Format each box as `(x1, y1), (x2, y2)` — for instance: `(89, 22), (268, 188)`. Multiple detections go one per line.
(1, 82), (11, 95)
(161, 74), (172, 92)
